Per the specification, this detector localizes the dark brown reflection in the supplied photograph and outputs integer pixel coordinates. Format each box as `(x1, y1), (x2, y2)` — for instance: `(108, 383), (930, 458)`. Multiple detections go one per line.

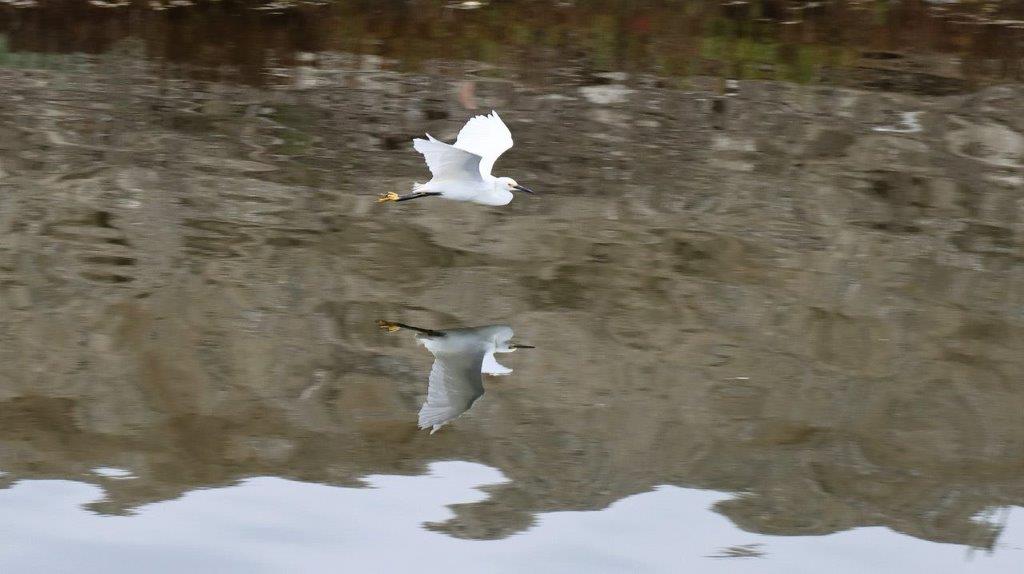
(1, 11), (1023, 551)
(1, 0), (1023, 89)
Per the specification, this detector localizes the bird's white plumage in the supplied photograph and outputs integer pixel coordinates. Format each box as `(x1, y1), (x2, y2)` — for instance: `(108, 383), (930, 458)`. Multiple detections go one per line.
(410, 111), (520, 206)
(411, 324), (519, 433)
(453, 111), (514, 178)
(412, 135), (484, 184)
(418, 349), (485, 434)
(482, 352), (512, 375)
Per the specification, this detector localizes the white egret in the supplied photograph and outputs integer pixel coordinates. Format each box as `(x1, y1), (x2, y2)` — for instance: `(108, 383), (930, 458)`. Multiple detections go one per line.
(378, 320), (534, 434)
(378, 111), (535, 206)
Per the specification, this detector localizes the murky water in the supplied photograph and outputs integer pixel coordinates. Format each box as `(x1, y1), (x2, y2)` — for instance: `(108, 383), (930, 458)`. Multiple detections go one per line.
(1, 1), (1023, 572)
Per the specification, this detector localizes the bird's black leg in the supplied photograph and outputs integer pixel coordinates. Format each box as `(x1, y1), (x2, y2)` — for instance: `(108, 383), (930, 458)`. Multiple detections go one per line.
(377, 320), (445, 337)
(397, 192), (442, 202)
(378, 191), (443, 203)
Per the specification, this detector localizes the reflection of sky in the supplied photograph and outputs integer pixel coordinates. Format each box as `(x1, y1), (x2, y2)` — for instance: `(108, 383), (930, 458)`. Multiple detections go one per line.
(1, 462), (1020, 574)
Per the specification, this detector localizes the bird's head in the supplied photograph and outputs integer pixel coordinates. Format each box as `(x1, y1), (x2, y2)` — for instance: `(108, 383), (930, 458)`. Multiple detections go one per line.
(495, 176), (535, 195)
(493, 327), (535, 353)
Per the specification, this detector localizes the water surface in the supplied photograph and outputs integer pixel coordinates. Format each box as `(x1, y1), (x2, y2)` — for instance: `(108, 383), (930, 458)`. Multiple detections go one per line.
(1, 1), (1023, 572)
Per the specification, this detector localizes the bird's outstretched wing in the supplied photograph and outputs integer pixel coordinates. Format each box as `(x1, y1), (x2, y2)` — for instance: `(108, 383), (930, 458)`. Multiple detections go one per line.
(482, 352), (512, 376)
(454, 111), (513, 178)
(418, 350), (486, 434)
(413, 135), (484, 183)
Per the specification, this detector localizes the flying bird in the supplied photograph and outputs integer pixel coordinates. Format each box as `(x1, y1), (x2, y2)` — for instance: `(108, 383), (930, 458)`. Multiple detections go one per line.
(378, 111), (535, 206)
(378, 320), (534, 434)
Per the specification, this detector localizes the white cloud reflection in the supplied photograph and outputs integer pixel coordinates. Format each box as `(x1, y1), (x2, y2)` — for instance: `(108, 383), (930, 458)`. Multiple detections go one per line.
(0, 461), (1020, 574)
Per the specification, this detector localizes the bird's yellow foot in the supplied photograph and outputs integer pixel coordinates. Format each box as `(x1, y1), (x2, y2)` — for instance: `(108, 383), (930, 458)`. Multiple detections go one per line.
(377, 192), (400, 203)
(377, 320), (401, 333)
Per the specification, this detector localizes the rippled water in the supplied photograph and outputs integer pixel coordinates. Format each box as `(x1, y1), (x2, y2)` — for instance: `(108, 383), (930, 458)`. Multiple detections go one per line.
(1, 1), (1023, 572)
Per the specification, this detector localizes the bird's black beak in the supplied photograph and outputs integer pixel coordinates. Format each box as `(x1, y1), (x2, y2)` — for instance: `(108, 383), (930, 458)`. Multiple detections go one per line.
(510, 344), (535, 349)
(512, 184), (535, 194)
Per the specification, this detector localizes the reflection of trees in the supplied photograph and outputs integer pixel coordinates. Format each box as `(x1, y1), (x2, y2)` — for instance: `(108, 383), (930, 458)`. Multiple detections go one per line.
(0, 0), (1021, 87)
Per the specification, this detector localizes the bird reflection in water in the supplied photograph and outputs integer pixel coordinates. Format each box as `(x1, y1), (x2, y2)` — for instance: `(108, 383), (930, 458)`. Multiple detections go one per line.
(378, 320), (534, 434)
